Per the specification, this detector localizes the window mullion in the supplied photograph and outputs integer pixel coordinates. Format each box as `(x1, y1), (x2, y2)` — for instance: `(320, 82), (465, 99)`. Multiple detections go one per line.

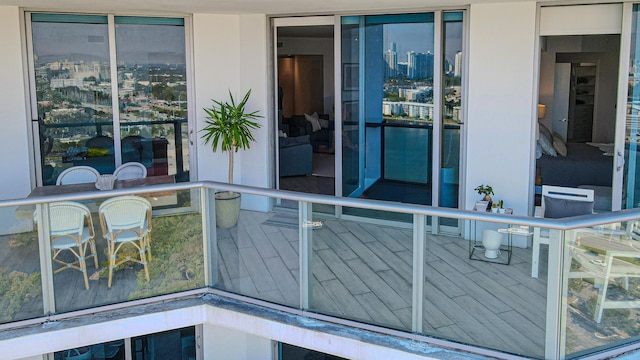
(432, 10), (443, 234)
(107, 14), (122, 167)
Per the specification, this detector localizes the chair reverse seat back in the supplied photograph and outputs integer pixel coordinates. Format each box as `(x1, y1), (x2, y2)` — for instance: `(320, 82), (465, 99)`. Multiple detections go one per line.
(49, 201), (98, 290)
(113, 162), (147, 180)
(56, 166), (100, 185)
(99, 195), (152, 287)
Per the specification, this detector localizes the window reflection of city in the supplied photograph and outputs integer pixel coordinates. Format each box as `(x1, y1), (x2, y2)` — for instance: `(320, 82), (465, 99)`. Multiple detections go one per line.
(381, 33), (462, 125)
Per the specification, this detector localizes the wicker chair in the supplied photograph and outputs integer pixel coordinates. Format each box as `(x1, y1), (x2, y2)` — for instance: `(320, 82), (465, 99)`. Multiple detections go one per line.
(50, 201), (99, 290)
(99, 195), (152, 288)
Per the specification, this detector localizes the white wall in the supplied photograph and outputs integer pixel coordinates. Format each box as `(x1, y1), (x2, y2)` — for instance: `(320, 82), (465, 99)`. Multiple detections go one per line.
(278, 36), (335, 116)
(0, 7), (36, 235)
(466, 2), (537, 216)
(192, 14), (270, 212)
(202, 324), (272, 359)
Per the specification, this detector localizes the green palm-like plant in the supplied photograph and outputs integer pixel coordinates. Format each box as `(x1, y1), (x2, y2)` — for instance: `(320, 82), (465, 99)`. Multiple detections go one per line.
(201, 89), (262, 185)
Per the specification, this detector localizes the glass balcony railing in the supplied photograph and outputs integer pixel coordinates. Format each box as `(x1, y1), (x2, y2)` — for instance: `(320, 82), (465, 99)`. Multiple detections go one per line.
(0, 181), (639, 359)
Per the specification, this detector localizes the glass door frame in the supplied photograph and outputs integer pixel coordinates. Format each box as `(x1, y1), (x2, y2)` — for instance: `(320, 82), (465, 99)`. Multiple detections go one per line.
(272, 16), (338, 194)
(24, 11), (196, 187)
(271, 12), (466, 235)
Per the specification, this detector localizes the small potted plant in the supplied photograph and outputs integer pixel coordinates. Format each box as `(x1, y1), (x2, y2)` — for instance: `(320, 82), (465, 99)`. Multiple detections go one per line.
(491, 202), (499, 213)
(497, 200), (506, 214)
(201, 89), (262, 228)
(474, 184), (494, 202)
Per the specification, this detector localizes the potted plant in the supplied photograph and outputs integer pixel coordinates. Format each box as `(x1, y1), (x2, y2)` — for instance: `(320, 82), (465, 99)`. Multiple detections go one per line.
(201, 89), (262, 228)
(474, 184), (494, 202)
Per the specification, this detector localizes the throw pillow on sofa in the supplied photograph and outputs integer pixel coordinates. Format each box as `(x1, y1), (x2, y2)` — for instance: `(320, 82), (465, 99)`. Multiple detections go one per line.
(304, 113), (322, 132)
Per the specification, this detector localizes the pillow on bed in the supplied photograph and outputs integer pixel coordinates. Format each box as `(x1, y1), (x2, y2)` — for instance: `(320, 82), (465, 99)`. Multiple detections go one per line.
(544, 197), (594, 218)
(538, 122), (552, 142)
(538, 133), (557, 157)
(552, 133), (567, 157)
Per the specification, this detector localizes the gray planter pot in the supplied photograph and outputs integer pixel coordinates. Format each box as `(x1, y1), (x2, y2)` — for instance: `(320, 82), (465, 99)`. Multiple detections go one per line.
(215, 191), (241, 228)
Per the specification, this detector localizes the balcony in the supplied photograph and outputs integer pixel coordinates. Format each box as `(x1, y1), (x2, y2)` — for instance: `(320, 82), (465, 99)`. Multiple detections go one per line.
(0, 181), (639, 359)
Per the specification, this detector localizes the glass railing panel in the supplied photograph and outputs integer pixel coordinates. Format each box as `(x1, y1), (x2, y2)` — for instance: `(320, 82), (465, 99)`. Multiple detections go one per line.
(562, 220), (640, 358)
(51, 188), (203, 313)
(0, 203), (43, 324)
(422, 219), (546, 358)
(309, 205), (413, 332)
(213, 192), (300, 308)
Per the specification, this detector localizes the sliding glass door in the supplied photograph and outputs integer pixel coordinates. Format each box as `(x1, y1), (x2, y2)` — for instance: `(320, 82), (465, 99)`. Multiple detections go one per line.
(29, 14), (190, 185)
(340, 12), (464, 228)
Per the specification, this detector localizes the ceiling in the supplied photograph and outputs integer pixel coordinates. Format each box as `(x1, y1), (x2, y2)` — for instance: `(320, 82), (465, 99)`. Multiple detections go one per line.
(0, 0), (562, 16)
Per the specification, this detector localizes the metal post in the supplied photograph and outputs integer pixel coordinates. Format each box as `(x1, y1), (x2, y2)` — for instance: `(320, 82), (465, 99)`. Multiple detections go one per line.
(202, 188), (218, 287)
(545, 228), (565, 360)
(300, 201), (313, 309)
(36, 203), (55, 314)
(412, 214), (426, 333)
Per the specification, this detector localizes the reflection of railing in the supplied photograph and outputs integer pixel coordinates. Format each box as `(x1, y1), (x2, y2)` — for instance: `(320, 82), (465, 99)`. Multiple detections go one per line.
(364, 122), (460, 184)
(39, 118), (188, 177)
(2, 180), (639, 359)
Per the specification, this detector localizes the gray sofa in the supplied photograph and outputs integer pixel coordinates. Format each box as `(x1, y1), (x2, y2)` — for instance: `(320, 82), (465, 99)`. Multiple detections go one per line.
(279, 135), (312, 177)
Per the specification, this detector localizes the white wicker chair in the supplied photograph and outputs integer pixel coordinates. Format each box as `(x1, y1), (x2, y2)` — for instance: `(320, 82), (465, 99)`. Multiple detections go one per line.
(56, 166), (100, 185)
(113, 162), (147, 180)
(99, 195), (152, 288)
(50, 201), (99, 290)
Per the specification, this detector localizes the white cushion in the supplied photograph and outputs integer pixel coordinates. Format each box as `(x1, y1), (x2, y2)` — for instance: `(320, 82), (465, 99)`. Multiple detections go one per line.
(304, 113), (321, 132)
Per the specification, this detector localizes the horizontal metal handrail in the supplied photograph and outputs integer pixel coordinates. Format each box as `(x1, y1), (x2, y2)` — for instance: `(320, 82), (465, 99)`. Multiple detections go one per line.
(4, 179), (640, 231)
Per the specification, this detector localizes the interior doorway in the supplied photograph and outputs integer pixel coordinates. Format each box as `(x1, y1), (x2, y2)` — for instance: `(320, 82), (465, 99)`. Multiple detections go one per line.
(536, 34), (620, 211)
(274, 21), (336, 199)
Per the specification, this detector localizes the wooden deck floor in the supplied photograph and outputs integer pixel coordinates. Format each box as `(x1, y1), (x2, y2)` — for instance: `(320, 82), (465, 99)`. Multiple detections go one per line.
(2, 207), (551, 358)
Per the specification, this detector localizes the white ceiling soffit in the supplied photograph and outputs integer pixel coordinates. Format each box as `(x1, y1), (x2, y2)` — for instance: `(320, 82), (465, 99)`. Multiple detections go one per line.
(540, 4), (623, 36)
(0, 0), (531, 15)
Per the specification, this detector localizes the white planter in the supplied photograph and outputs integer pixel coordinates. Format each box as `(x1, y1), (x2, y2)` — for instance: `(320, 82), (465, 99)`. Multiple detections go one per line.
(215, 191), (241, 228)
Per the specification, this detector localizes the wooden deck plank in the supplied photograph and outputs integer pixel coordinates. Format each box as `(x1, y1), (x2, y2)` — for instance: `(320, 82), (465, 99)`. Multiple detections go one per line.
(346, 258), (409, 311)
(318, 278), (372, 321)
(392, 307), (413, 331)
(312, 252), (337, 282)
(338, 231), (390, 273)
(340, 221), (378, 244)
(424, 261), (466, 299)
(380, 227), (413, 251)
(366, 241), (412, 280)
(377, 269), (412, 305)
(499, 310), (545, 352)
(243, 223), (278, 258)
(217, 237), (248, 279)
(322, 219), (350, 234)
(232, 276), (259, 296)
(317, 230), (358, 261)
(264, 256), (299, 306)
(354, 292), (406, 329)
(358, 223), (407, 251)
(453, 295), (541, 356)
(266, 230), (299, 271)
(429, 260), (510, 310)
(424, 285), (507, 348)
(311, 279), (342, 314)
(238, 246), (278, 293)
(316, 249), (369, 295)
(427, 239), (480, 275)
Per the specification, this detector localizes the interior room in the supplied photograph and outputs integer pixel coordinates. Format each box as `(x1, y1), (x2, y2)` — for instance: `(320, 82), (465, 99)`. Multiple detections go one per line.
(536, 34), (620, 211)
(276, 25), (336, 197)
